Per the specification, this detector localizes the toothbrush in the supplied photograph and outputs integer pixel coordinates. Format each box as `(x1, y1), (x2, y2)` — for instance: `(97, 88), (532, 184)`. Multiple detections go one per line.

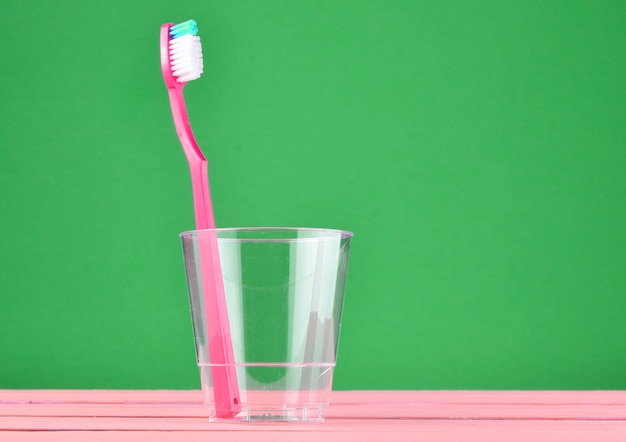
(160, 19), (241, 418)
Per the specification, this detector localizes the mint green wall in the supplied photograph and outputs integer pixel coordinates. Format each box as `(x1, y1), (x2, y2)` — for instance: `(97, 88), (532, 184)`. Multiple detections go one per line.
(1, 1), (625, 390)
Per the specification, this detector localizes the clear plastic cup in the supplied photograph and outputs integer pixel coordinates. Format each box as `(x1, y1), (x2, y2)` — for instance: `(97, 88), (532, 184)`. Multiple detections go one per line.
(180, 227), (353, 422)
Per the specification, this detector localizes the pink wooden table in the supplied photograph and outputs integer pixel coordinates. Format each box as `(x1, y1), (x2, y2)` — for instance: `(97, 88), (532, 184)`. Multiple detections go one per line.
(1, 390), (625, 441)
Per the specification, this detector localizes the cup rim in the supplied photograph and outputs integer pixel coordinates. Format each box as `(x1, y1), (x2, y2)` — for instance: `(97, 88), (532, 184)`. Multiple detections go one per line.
(179, 226), (353, 241)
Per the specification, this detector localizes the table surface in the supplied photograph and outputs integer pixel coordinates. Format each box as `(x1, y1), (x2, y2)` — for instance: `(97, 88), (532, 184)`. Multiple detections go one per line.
(1, 390), (625, 441)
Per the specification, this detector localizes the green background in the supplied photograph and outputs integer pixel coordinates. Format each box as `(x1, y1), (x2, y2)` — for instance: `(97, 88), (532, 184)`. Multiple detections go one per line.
(1, 0), (625, 390)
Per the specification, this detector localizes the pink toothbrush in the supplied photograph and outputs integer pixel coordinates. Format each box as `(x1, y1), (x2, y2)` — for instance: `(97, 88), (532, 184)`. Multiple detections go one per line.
(160, 19), (241, 418)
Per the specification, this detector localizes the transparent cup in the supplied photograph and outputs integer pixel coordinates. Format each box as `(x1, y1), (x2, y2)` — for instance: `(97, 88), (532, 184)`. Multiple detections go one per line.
(180, 227), (353, 422)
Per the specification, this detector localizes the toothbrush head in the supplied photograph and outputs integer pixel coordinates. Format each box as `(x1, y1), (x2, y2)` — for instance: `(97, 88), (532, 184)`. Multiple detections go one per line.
(160, 20), (204, 88)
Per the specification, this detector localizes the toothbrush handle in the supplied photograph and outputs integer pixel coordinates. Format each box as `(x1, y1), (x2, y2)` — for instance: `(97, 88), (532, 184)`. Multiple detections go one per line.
(167, 85), (241, 417)
(166, 86), (215, 229)
(198, 232), (242, 417)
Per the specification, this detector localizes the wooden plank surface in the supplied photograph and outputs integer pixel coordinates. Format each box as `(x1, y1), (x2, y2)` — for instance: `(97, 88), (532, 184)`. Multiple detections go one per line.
(1, 390), (625, 441)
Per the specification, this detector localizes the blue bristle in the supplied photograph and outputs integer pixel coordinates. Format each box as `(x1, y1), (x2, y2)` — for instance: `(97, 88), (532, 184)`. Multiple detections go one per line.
(170, 20), (198, 39)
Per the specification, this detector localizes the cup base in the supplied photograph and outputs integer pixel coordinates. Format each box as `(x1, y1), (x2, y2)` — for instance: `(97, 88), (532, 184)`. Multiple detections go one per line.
(208, 405), (325, 423)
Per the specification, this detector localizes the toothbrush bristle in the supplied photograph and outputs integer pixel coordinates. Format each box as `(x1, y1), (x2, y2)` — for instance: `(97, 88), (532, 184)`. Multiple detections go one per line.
(169, 20), (203, 83)
(170, 19), (198, 38)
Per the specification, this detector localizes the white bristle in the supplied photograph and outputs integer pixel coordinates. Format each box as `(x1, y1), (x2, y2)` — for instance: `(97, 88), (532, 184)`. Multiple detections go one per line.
(169, 34), (203, 83)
